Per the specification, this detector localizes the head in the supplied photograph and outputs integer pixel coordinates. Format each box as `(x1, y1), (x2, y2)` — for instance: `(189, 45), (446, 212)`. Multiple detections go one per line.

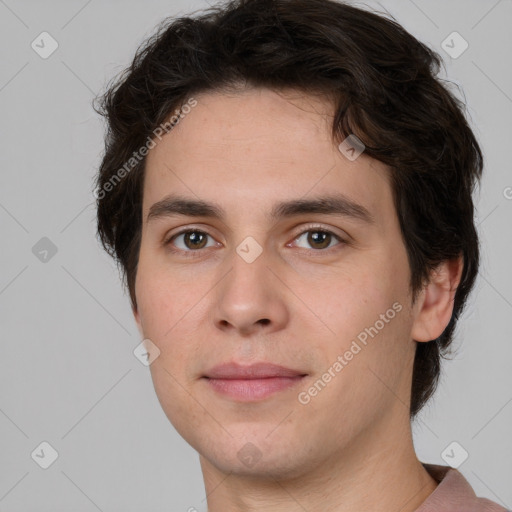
(94, 0), (482, 477)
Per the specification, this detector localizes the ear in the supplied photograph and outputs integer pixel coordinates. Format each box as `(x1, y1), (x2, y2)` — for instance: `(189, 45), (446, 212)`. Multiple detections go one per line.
(411, 255), (464, 342)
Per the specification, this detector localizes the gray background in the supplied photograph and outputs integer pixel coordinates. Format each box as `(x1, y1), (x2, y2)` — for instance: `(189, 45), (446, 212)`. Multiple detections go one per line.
(0, 0), (511, 510)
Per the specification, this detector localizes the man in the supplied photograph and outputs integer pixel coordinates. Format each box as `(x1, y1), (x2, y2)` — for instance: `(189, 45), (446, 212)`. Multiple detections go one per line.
(93, 0), (508, 510)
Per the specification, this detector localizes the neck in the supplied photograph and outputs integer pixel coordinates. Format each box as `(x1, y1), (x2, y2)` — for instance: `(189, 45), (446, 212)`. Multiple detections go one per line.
(199, 405), (438, 512)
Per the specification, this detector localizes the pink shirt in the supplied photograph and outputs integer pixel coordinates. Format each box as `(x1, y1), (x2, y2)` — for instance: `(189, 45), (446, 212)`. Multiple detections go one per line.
(415, 463), (510, 512)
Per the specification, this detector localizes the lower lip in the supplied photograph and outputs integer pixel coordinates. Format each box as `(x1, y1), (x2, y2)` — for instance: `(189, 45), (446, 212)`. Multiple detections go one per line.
(204, 376), (306, 401)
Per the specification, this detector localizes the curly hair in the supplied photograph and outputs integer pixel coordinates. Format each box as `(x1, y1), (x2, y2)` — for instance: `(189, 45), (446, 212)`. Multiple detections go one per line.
(93, 0), (483, 420)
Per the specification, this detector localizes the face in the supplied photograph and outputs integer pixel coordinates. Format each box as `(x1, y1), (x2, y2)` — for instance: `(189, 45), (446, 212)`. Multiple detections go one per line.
(133, 87), (420, 479)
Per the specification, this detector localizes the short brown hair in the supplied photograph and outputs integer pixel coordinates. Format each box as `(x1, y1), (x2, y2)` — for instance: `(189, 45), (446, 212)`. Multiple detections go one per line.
(93, 0), (483, 420)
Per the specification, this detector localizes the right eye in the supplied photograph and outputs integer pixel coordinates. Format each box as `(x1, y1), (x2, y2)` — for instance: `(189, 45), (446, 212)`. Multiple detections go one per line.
(165, 229), (218, 256)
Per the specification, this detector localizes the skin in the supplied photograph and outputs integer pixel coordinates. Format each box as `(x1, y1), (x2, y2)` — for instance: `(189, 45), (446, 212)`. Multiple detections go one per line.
(133, 86), (463, 512)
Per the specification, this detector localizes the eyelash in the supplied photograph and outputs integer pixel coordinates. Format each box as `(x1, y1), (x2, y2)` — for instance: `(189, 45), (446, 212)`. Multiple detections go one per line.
(164, 225), (347, 258)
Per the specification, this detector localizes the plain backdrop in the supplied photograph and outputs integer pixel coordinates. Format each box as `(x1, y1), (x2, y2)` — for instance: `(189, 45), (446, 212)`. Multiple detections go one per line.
(0, 0), (511, 510)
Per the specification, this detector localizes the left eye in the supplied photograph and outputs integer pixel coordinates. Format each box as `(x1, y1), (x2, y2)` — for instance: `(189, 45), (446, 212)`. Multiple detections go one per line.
(292, 229), (343, 250)
(169, 230), (216, 251)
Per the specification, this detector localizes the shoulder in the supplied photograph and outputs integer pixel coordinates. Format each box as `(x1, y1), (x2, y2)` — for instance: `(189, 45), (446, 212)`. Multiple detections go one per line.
(415, 463), (509, 512)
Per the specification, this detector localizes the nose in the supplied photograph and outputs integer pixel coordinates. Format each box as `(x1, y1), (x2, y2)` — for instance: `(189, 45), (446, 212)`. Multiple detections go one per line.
(212, 247), (289, 337)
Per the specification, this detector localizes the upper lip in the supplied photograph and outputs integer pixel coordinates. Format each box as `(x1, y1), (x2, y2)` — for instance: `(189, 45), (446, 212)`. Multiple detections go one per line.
(203, 362), (307, 379)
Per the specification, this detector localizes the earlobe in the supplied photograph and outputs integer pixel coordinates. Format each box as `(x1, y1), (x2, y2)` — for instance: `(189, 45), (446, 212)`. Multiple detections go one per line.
(411, 256), (464, 343)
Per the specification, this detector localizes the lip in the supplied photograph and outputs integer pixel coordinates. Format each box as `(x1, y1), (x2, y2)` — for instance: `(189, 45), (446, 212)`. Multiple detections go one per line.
(203, 362), (306, 379)
(202, 362), (307, 401)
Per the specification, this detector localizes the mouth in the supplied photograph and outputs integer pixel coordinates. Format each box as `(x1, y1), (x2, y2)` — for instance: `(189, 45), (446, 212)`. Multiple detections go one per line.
(202, 361), (308, 402)
(203, 375), (307, 401)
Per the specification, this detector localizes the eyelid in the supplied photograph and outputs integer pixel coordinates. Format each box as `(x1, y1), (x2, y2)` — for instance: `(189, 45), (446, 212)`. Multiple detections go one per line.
(289, 222), (349, 242)
(164, 222), (220, 239)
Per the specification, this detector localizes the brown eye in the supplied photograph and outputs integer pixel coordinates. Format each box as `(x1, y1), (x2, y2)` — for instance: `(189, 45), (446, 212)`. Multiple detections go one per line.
(183, 231), (208, 249)
(307, 231), (332, 249)
(293, 229), (342, 251)
(167, 230), (214, 252)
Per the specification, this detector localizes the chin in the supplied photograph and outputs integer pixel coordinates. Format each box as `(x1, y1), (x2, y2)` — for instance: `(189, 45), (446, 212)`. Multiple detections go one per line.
(198, 437), (320, 481)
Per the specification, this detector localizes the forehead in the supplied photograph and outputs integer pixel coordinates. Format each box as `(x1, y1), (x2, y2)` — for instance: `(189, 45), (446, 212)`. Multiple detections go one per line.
(142, 88), (392, 224)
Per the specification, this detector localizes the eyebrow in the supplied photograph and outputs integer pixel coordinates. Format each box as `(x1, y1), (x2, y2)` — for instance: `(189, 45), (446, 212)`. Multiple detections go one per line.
(146, 193), (375, 225)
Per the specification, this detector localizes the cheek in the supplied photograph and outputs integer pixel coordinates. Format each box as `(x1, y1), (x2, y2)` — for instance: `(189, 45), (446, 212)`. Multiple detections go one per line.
(306, 261), (401, 335)
(136, 249), (185, 321)
(135, 264), (179, 349)
(135, 261), (208, 372)
(299, 250), (412, 374)
(296, 284), (413, 438)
